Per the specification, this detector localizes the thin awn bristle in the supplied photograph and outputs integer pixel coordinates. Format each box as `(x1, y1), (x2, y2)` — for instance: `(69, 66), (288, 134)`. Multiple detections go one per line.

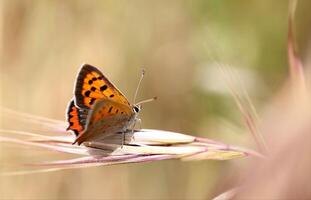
(218, 64), (268, 155)
(0, 107), (63, 125)
(0, 135), (88, 155)
(231, 69), (268, 153)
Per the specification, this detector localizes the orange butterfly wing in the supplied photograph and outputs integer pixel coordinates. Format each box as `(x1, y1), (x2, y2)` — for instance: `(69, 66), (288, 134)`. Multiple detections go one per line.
(66, 99), (87, 136)
(74, 64), (130, 109)
(74, 99), (134, 145)
(67, 64), (136, 144)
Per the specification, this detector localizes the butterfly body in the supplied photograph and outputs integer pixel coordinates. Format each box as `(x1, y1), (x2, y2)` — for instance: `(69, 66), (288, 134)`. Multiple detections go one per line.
(66, 64), (140, 145)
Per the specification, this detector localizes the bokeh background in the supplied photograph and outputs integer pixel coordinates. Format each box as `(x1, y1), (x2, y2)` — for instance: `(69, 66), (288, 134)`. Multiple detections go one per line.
(1, 0), (310, 199)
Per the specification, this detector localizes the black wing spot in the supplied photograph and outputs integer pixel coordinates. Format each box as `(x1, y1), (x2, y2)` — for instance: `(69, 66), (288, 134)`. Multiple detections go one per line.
(100, 85), (108, 91)
(109, 94), (114, 98)
(89, 98), (96, 105)
(88, 80), (93, 85)
(121, 112), (124, 114)
(92, 77), (97, 81)
(85, 90), (91, 97)
(108, 106), (113, 113)
(73, 130), (79, 136)
(98, 77), (103, 80)
(91, 87), (96, 92)
(116, 109), (119, 113)
(69, 122), (74, 126)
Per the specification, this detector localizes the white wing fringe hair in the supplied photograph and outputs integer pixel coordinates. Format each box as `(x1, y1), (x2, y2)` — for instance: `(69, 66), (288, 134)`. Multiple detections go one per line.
(0, 107), (261, 175)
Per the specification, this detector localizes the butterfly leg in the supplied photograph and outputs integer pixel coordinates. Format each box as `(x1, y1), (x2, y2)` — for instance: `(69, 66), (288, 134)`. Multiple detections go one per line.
(121, 131), (125, 148)
(130, 117), (140, 141)
(130, 124), (135, 142)
(136, 118), (142, 130)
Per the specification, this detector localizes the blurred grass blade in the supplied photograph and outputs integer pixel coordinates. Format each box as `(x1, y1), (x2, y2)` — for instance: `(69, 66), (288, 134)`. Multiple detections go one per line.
(1, 155), (175, 176)
(212, 187), (239, 200)
(288, 0), (305, 86)
(181, 150), (246, 161)
(0, 109), (259, 175)
(129, 129), (195, 144)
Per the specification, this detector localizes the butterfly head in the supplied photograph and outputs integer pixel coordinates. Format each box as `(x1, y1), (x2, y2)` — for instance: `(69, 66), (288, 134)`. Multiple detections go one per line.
(133, 105), (141, 113)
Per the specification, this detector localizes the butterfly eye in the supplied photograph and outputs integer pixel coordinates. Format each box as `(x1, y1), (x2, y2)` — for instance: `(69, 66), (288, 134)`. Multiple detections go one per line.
(133, 106), (140, 113)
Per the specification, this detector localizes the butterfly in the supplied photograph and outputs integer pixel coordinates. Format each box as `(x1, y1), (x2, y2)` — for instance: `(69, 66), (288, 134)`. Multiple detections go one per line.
(66, 64), (155, 145)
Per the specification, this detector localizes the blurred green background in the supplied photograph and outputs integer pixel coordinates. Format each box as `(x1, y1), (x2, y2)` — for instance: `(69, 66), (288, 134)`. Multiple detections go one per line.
(1, 0), (310, 199)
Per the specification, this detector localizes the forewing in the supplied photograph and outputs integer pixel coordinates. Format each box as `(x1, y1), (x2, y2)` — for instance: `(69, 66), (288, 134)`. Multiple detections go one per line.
(74, 64), (130, 109)
(74, 99), (134, 145)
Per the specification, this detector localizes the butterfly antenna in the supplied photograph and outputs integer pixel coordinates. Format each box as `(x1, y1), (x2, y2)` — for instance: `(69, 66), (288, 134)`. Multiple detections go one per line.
(133, 69), (145, 104)
(136, 97), (157, 105)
